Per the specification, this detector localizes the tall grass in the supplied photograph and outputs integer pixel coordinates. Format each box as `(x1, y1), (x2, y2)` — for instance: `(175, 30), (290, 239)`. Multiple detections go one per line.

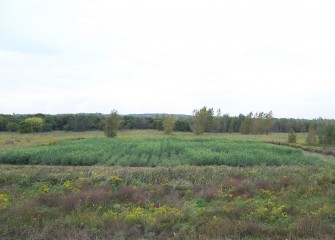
(0, 137), (322, 166)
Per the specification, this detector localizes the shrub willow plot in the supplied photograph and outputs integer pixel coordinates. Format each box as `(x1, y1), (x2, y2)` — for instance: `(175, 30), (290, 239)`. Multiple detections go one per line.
(0, 137), (323, 166)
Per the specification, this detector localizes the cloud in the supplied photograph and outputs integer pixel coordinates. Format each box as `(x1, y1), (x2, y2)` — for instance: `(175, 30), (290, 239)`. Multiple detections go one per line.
(0, 0), (335, 118)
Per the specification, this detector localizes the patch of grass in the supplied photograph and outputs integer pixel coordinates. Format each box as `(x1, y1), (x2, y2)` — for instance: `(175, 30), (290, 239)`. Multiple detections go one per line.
(0, 131), (104, 153)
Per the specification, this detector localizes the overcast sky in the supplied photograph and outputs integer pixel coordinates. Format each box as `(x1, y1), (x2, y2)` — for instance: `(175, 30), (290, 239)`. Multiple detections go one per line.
(0, 0), (334, 119)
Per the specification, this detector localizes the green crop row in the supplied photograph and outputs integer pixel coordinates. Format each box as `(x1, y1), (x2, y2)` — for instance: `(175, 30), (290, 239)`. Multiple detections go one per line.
(0, 137), (324, 166)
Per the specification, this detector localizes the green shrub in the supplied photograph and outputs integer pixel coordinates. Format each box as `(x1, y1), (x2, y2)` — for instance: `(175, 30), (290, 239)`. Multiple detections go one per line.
(19, 117), (44, 134)
(318, 123), (335, 145)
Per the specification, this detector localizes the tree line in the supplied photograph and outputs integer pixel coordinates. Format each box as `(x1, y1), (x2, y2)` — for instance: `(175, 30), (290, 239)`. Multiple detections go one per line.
(0, 113), (192, 133)
(0, 108), (334, 144)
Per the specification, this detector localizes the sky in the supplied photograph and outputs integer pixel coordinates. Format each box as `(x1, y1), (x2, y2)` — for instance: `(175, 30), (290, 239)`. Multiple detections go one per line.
(0, 0), (335, 119)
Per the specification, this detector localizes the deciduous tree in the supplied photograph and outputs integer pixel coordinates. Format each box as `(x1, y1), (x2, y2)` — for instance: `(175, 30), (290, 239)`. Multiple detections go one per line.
(163, 115), (176, 135)
(104, 110), (121, 138)
(192, 107), (212, 135)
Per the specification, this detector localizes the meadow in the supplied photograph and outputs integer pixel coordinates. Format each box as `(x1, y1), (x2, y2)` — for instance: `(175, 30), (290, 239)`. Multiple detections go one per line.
(0, 130), (309, 153)
(0, 137), (324, 167)
(0, 130), (335, 239)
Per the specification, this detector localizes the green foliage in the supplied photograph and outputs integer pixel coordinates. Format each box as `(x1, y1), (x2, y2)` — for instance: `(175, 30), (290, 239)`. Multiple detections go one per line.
(0, 137), (322, 166)
(7, 122), (19, 132)
(162, 115), (176, 135)
(0, 117), (8, 131)
(228, 118), (235, 133)
(19, 117), (44, 134)
(0, 193), (9, 209)
(240, 112), (254, 134)
(192, 107), (214, 135)
(288, 129), (297, 144)
(306, 123), (317, 145)
(240, 111), (273, 135)
(0, 112), (334, 135)
(318, 123), (335, 145)
(174, 118), (191, 132)
(63, 124), (72, 131)
(104, 110), (120, 138)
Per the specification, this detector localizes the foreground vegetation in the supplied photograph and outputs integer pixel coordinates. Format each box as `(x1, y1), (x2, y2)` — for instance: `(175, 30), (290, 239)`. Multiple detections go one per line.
(0, 130), (334, 239)
(1, 164), (335, 239)
(0, 136), (324, 167)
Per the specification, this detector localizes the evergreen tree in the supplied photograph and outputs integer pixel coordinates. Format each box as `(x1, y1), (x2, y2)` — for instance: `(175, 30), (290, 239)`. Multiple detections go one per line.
(288, 129), (297, 143)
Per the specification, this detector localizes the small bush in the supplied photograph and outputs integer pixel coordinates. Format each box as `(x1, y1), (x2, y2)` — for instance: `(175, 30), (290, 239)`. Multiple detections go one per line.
(288, 129), (297, 143)
(0, 193), (10, 209)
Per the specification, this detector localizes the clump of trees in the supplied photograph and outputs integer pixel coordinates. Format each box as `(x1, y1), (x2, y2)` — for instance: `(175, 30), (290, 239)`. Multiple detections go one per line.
(191, 107), (273, 136)
(192, 107), (213, 135)
(240, 111), (273, 135)
(104, 110), (121, 138)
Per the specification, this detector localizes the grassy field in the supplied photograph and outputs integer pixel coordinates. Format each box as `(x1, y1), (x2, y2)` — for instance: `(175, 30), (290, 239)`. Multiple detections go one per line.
(0, 131), (104, 153)
(0, 137), (324, 167)
(0, 130), (334, 239)
(0, 130), (309, 153)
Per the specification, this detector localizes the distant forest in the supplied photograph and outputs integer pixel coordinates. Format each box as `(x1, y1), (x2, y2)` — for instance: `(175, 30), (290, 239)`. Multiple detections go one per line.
(0, 107), (334, 135)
